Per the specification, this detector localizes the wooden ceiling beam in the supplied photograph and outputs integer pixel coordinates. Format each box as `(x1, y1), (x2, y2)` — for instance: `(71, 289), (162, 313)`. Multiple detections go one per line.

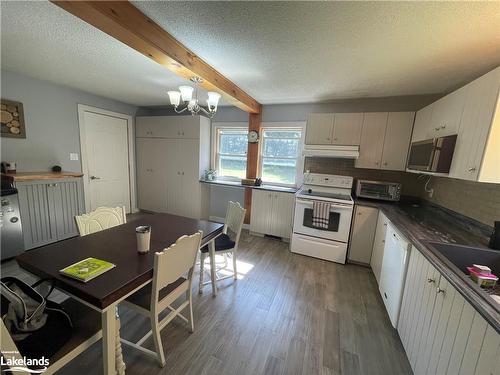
(51, 1), (261, 114)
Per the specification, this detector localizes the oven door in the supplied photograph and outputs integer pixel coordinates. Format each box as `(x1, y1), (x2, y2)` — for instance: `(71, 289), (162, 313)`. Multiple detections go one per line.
(293, 198), (353, 242)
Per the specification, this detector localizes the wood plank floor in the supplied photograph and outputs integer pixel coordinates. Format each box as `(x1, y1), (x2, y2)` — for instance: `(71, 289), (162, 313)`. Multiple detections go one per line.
(1, 231), (412, 375)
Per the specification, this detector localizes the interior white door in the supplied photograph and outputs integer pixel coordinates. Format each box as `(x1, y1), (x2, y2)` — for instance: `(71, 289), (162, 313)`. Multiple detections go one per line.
(83, 111), (131, 212)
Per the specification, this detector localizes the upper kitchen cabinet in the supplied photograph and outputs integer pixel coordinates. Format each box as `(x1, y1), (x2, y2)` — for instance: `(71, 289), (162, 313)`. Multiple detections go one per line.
(355, 112), (388, 169)
(136, 115), (202, 139)
(331, 113), (363, 145)
(356, 112), (415, 171)
(412, 104), (433, 142)
(427, 85), (468, 138)
(305, 112), (363, 146)
(305, 113), (334, 145)
(381, 112), (415, 171)
(450, 67), (500, 183)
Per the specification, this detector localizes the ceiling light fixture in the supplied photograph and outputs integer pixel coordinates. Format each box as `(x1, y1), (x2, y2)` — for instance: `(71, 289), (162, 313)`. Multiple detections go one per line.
(167, 77), (221, 118)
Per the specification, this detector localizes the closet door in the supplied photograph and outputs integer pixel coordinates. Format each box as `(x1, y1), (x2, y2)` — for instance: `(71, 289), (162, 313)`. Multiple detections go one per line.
(355, 112), (388, 169)
(178, 139), (201, 218)
(137, 138), (166, 212)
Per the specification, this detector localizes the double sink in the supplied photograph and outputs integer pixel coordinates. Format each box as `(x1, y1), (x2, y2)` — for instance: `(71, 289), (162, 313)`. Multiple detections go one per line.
(425, 241), (500, 297)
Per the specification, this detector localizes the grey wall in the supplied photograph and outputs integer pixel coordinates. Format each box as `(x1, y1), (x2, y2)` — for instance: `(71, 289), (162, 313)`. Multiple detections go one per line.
(1, 70), (138, 172)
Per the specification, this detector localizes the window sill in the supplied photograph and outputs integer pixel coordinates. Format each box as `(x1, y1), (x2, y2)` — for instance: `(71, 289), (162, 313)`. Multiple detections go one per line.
(199, 178), (297, 194)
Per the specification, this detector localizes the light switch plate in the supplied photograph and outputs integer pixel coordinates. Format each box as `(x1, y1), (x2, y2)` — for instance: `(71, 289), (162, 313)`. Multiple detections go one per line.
(70, 153), (79, 161)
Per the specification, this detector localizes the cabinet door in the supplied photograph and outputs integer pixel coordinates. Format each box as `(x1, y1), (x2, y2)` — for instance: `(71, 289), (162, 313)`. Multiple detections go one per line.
(50, 179), (84, 241)
(412, 104), (433, 142)
(450, 68), (500, 181)
(348, 205), (378, 264)
(178, 139), (202, 218)
(380, 112), (415, 171)
(136, 138), (166, 212)
(175, 116), (201, 139)
(305, 113), (334, 145)
(272, 192), (295, 238)
(17, 181), (57, 249)
(370, 211), (388, 284)
(428, 85), (468, 138)
(136, 116), (177, 138)
(250, 190), (271, 234)
(355, 112), (388, 169)
(331, 113), (363, 145)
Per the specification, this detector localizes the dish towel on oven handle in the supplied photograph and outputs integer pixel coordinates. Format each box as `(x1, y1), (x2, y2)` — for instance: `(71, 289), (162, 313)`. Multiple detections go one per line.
(312, 201), (331, 229)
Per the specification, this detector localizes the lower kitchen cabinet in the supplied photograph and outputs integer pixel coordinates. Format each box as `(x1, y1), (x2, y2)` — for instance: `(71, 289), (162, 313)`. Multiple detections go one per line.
(348, 205), (378, 264)
(398, 247), (499, 375)
(16, 178), (84, 250)
(250, 190), (294, 239)
(370, 211), (388, 284)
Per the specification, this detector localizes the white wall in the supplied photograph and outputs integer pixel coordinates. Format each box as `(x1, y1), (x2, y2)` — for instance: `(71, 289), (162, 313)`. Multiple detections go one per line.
(1, 70), (138, 172)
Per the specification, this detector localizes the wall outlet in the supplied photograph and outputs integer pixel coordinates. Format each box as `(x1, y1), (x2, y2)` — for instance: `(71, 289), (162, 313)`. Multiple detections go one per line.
(69, 153), (79, 161)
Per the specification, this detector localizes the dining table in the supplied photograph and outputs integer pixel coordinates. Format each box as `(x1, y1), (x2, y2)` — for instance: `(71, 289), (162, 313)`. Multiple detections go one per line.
(16, 213), (224, 375)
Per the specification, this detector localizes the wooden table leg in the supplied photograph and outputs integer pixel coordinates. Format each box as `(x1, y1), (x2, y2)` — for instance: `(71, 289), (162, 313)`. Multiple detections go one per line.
(209, 240), (217, 296)
(102, 307), (116, 375)
(115, 307), (126, 375)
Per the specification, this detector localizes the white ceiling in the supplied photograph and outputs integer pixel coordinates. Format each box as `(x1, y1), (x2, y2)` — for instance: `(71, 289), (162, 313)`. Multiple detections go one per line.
(2, 1), (500, 107)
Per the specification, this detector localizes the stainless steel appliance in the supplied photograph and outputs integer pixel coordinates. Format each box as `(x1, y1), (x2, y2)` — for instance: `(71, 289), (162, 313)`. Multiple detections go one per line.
(407, 134), (457, 173)
(1, 176), (24, 260)
(291, 173), (354, 264)
(356, 180), (401, 202)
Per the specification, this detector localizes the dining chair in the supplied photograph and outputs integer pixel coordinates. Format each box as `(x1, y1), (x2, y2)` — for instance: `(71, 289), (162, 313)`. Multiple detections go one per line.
(0, 298), (102, 375)
(75, 206), (127, 236)
(199, 201), (246, 295)
(121, 231), (202, 367)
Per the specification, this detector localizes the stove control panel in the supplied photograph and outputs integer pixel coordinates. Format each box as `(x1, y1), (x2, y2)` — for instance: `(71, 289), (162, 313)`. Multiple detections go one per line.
(303, 173), (353, 188)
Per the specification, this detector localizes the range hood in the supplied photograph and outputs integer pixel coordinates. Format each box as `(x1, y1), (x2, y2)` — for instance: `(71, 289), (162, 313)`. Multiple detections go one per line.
(303, 145), (360, 159)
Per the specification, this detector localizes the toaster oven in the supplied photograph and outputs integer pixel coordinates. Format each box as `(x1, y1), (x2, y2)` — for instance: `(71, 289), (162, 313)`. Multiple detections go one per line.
(355, 180), (401, 202)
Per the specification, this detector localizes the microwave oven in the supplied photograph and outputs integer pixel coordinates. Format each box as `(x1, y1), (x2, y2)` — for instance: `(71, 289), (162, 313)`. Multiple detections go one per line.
(407, 134), (457, 173)
(355, 180), (402, 202)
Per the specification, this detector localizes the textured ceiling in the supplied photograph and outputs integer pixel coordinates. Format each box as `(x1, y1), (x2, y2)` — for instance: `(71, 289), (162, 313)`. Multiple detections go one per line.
(0, 1), (214, 106)
(2, 1), (500, 106)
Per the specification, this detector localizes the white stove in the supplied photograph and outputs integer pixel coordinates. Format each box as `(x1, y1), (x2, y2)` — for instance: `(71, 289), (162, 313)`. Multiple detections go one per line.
(291, 173), (354, 264)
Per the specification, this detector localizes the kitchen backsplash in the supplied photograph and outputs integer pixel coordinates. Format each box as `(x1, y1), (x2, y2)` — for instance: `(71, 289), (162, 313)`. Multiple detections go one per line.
(304, 157), (499, 227)
(304, 158), (424, 197)
(424, 177), (500, 227)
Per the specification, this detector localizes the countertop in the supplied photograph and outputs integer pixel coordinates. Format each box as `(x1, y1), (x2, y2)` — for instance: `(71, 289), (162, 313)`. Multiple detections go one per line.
(355, 198), (499, 332)
(2, 171), (84, 181)
(199, 178), (297, 193)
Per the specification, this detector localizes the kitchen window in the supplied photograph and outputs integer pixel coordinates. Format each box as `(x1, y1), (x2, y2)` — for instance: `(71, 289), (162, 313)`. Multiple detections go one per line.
(214, 127), (248, 179)
(259, 128), (303, 186)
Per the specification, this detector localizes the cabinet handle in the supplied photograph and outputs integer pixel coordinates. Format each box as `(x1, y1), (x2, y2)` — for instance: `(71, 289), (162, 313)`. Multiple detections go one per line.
(181, 171), (184, 175)
(468, 167), (477, 172)
(374, 161), (379, 165)
(441, 125), (446, 129)
(427, 278), (436, 284)
(383, 223), (387, 226)
(334, 137), (338, 141)
(435, 127), (440, 131)
(326, 137), (331, 141)
(182, 132), (185, 136)
(383, 162), (388, 166)
(436, 287), (445, 295)
(90, 176), (100, 180)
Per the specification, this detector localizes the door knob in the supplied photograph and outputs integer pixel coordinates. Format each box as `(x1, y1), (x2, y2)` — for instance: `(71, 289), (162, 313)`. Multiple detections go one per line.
(468, 167), (477, 172)
(436, 287), (445, 294)
(90, 176), (100, 180)
(427, 278), (436, 284)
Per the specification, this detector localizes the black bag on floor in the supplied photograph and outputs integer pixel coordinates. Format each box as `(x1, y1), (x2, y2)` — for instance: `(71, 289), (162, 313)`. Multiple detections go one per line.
(0, 277), (73, 359)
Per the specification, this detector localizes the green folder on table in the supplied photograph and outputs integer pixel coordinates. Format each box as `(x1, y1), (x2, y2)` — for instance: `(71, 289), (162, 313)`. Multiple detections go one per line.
(59, 257), (115, 282)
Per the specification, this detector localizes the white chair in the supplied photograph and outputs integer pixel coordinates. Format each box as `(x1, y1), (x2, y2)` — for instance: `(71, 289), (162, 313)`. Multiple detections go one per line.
(121, 231), (202, 367)
(75, 206), (127, 236)
(199, 201), (246, 295)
